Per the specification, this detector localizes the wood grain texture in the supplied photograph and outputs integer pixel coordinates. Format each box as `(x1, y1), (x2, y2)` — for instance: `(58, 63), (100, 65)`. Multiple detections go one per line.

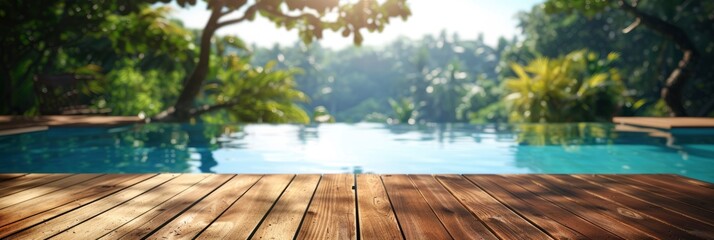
(435, 174), (551, 240)
(51, 174), (210, 240)
(0, 174), (101, 209)
(104, 174), (238, 239)
(5, 174), (178, 239)
(587, 175), (714, 226)
(0, 174), (73, 198)
(410, 175), (497, 240)
(198, 174), (295, 239)
(0, 175), (150, 238)
(466, 175), (620, 239)
(629, 175), (714, 209)
(663, 174), (714, 189)
(381, 174), (451, 240)
(145, 174), (262, 240)
(0, 174), (710, 239)
(0, 174), (27, 182)
(603, 175), (714, 213)
(503, 174), (654, 239)
(0, 174), (147, 228)
(355, 174), (402, 240)
(612, 117), (714, 129)
(251, 174), (321, 240)
(542, 175), (711, 239)
(296, 174), (357, 240)
(0, 174), (35, 189)
(540, 174), (690, 237)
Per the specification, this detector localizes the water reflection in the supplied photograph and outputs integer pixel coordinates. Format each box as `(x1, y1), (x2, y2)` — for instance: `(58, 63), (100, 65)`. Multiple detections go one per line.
(0, 123), (713, 182)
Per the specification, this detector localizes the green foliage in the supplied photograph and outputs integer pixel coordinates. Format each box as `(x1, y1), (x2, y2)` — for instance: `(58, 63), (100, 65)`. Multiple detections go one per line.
(101, 59), (184, 116)
(200, 38), (310, 123)
(0, 3), (196, 115)
(543, 0), (612, 17)
(179, 0), (410, 46)
(504, 50), (625, 123)
(6, 0), (712, 122)
(252, 31), (505, 124)
(388, 98), (415, 124)
(469, 101), (508, 124)
(0, 1), (151, 114)
(533, 0), (714, 116)
(101, 6), (195, 65)
(312, 106), (335, 123)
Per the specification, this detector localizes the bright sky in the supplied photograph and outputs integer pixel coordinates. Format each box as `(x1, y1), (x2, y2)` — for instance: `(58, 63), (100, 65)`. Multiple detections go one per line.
(169, 0), (543, 49)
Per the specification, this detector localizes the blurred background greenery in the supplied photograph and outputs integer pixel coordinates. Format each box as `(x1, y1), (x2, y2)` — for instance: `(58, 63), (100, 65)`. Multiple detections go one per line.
(2, 0), (712, 123)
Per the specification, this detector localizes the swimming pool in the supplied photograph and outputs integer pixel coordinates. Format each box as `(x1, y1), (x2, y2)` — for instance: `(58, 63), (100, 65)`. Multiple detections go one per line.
(1, 123), (713, 182)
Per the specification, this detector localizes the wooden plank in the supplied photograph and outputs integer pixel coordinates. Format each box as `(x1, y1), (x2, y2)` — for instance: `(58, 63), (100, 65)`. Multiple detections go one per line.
(296, 174), (357, 240)
(435, 175), (550, 240)
(0, 174), (28, 182)
(0, 174), (73, 198)
(602, 175), (714, 213)
(101, 174), (244, 239)
(51, 174), (213, 240)
(612, 117), (714, 129)
(0, 174), (102, 209)
(198, 174), (295, 239)
(467, 174), (595, 239)
(502, 174), (653, 239)
(0, 125), (48, 136)
(528, 175), (698, 239)
(4, 174), (179, 239)
(0, 175), (149, 238)
(577, 175), (714, 226)
(250, 175), (321, 240)
(0, 174), (38, 186)
(380, 174), (451, 240)
(0, 174), (148, 228)
(410, 175), (497, 240)
(144, 174), (261, 239)
(467, 175), (619, 239)
(664, 175), (714, 189)
(1, 173), (713, 239)
(354, 174), (402, 240)
(552, 175), (714, 238)
(629, 175), (714, 205)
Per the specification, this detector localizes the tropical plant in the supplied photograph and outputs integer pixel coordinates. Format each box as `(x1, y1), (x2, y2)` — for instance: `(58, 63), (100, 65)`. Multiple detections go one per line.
(388, 98), (415, 124)
(154, 0), (412, 121)
(504, 49), (625, 123)
(543, 0), (701, 117)
(312, 106), (335, 123)
(0, 3), (195, 115)
(199, 52), (310, 124)
(0, 1), (154, 114)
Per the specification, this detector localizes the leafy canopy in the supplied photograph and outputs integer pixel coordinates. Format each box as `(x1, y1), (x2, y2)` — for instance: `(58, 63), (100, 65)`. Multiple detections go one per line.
(164, 0), (411, 45)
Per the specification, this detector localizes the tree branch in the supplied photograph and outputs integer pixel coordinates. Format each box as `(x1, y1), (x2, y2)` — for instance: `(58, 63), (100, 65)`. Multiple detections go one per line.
(618, 0), (699, 116)
(216, 5), (258, 28)
(618, 1), (697, 53)
(187, 99), (242, 117)
(262, 7), (321, 23)
(622, 17), (640, 33)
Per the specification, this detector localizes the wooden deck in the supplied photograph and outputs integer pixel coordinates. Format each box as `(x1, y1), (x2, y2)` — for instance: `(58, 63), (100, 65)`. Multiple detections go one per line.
(613, 117), (714, 129)
(0, 174), (712, 239)
(0, 115), (142, 136)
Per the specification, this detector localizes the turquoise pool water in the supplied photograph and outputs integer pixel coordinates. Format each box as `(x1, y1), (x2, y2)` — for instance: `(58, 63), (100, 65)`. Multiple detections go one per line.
(1, 123), (713, 183)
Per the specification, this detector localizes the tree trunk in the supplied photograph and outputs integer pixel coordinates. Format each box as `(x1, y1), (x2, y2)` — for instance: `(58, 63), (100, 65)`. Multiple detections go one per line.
(155, 6), (222, 121)
(618, 1), (698, 116)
